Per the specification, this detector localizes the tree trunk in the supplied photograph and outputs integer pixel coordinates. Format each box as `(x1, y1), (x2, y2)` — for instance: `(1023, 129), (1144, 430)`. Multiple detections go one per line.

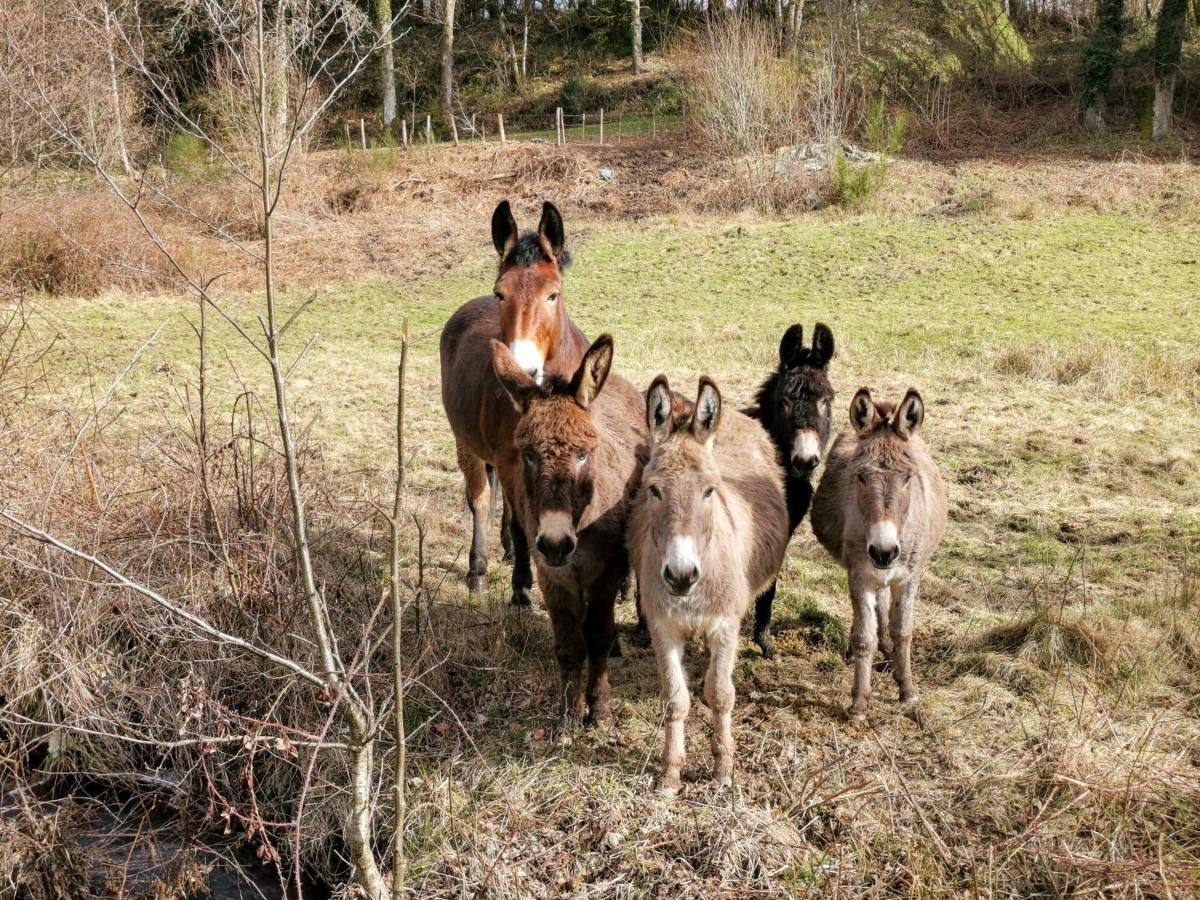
(99, 0), (132, 174)
(374, 0), (397, 128)
(631, 0), (643, 74)
(1078, 0), (1124, 132)
(441, 0), (458, 143)
(1151, 0), (1187, 139)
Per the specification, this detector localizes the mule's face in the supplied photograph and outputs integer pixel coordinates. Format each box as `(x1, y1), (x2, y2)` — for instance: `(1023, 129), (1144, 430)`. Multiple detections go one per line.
(773, 323), (835, 477)
(513, 397), (598, 567)
(642, 377), (723, 597)
(492, 333), (614, 568)
(491, 200), (570, 384)
(848, 388), (925, 571)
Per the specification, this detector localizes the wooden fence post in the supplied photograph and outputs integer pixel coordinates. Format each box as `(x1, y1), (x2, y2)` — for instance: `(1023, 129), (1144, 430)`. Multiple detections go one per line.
(343, 120), (351, 149)
(401, 119), (408, 147)
(426, 114), (432, 145)
(556, 107), (563, 145)
(581, 112), (586, 142)
(360, 117), (367, 150)
(599, 108), (604, 145)
(498, 114), (506, 145)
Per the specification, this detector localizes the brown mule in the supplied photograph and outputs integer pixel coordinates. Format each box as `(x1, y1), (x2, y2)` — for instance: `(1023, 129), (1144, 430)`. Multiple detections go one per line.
(491, 335), (648, 724)
(440, 201), (589, 605)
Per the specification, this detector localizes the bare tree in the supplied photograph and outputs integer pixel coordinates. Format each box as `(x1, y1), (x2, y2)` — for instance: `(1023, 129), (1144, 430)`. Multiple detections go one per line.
(374, 0), (398, 127)
(631, 0), (644, 74)
(0, 1), (410, 897)
(442, 0), (458, 142)
(1079, 0), (1125, 132)
(1151, 0), (1188, 140)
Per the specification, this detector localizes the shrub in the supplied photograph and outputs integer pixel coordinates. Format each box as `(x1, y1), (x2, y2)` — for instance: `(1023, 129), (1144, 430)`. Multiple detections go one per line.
(163, 131), (208, 173)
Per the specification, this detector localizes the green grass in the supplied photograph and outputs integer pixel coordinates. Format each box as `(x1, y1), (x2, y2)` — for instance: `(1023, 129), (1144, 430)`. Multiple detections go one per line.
(13, 205), (1200, 895)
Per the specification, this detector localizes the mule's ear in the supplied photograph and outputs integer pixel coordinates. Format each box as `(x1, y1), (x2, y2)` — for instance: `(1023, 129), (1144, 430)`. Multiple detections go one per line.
(572, 334), (614, 409)
(692, 377), (722, 448)
(537, 201), (566, 264)
(894, 388), (924, 439)
(646, 375), (673, 444)
(491, 339), (537, 412)
(491, 200), (519, 260)
(811, 323), (835, 368)
(779, 324), (804, 366)
(849, 388), (879, 436)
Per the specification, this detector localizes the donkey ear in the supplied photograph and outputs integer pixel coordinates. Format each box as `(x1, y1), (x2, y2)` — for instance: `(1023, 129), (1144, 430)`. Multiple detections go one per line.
(646, 375), (673, 444)
(491, 339), (537, 412)
(537, 201), (566, 264)
(572, 334), (613, 409)
(779, 324), (804, 366)
(811, 323), (835, 368)
(692, 377), (722, 448)
(894, 388), (924, 438)
(491, 200), (519, 259)
(849, 388), (879, 435)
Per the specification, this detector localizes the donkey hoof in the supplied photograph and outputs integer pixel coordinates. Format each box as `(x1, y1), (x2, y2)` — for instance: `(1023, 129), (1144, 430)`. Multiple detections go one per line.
(900, 692), (921, 705)
(847, 708), (868, 723)
(712, 775), (732, 790)
(654, 779), (680, 799)
(510, 587), (533, 607)
(467, 574), (488, 594)
(755, 637), (776, 661)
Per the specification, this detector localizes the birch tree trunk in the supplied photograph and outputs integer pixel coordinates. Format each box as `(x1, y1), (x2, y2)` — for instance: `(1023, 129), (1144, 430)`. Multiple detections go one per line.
(631, 0), (644, 74)
(441, 0), (458, 143)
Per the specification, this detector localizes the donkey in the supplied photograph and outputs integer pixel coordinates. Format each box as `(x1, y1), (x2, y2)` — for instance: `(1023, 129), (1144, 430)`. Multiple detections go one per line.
(440, 200), (589, 605)
(746, 322), (836, 659)
(491, 334), (647, 724)
(630, 376), (789, 794)
(810, 388), (947, 720)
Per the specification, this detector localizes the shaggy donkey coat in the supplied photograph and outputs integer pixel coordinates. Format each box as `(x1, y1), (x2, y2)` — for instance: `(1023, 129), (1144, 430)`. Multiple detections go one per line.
(492, 335), (647, 724)
(440, 201), (588, 606)
(811, 388), (947, 719)
(746, 323), (836, 658)
(629, 376), (788, 794)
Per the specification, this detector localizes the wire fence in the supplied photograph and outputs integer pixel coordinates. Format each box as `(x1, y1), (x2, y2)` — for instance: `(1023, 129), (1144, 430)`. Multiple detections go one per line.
(338, 105), (683, 151)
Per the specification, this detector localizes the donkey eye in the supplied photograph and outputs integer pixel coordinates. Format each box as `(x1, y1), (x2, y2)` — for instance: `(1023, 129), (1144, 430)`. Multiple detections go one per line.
(494, 292), (503, 303)
(546, 292), (559, 304)
(576, 452), (588, 465)
(703, 485), (715, 500)
(857, 472), (869, 484)
(648, 485), (662, 500)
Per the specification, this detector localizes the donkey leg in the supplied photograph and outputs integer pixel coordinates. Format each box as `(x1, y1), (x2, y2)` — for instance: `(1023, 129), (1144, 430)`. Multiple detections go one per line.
(506, 492), (534, 607)
(498, 483), (514, 562)
(457, 446), (489, 594)
(875, 587), (894, 665)
(652, 623), (689, 796)
(890, 577), (920, 703)
(583, 583), (618, 726)
(704, 620), (739, 787)
(848, 575), (879, 721)
(753, 581), (778, 660)
(546, 586), (587, 722)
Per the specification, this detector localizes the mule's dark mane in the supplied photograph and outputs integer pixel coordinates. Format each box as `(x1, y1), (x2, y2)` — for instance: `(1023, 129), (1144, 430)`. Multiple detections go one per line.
(503, 232), (573, 271)
(748, 361), (833, 430)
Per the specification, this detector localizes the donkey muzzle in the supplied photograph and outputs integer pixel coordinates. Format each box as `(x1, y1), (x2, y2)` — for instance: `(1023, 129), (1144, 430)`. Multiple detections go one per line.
(535, 511), (577, 567)
(867, 521), (900, 569)
(790, 429), (821, 477)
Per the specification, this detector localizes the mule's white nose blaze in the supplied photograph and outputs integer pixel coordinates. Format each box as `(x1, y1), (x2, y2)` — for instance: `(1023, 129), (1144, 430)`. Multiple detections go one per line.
(510, 339), (545, 383)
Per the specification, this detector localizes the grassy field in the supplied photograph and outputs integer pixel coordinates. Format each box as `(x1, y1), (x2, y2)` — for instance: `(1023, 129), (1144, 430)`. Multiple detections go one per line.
(10, 201), (1200, 894)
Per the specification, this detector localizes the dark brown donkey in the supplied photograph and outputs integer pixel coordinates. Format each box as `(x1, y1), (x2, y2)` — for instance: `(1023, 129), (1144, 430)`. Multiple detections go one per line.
(491, 334), (647, 724)
(746, 323), (836, 658)
(440, 201), (588, 605)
